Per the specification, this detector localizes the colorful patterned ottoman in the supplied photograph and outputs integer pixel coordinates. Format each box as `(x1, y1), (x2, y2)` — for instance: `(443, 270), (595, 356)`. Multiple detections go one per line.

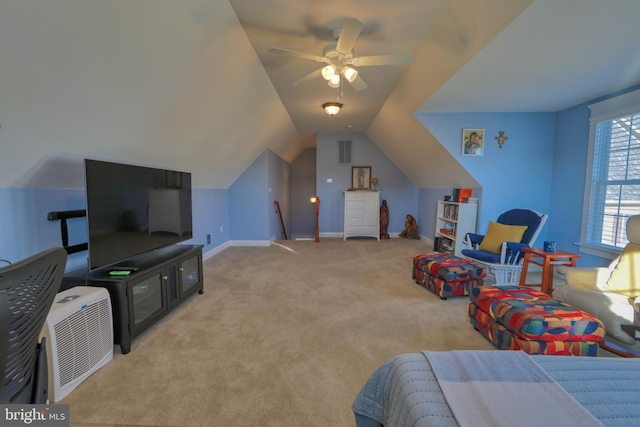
(413, 253), (487, 299)
(469, 286), (605, 356)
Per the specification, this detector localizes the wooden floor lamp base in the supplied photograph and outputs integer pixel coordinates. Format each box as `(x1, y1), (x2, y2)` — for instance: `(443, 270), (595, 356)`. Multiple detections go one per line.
(313, 197), (320, 243)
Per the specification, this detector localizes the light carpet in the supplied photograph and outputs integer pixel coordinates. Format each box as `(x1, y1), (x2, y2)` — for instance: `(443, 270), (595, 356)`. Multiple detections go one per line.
(61, 239), (573, 427)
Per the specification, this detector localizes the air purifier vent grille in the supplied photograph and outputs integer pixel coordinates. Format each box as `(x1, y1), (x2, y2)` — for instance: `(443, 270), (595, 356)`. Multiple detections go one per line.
(53, 298), (112, 387)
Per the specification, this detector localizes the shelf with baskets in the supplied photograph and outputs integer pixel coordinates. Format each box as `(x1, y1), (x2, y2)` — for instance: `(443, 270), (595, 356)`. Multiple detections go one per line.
(434, 200), (478, 256)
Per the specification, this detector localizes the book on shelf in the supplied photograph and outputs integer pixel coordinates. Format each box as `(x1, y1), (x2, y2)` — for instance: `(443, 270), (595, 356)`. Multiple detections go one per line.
(457, 188), (472, 203)
(443, 203), (458, 220)
(436, 236), (453, 253)
(452, 188), (472, 203)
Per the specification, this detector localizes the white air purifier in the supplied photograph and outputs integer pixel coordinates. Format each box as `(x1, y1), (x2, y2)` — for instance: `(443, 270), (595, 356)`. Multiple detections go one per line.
(40, 286), (114, 402)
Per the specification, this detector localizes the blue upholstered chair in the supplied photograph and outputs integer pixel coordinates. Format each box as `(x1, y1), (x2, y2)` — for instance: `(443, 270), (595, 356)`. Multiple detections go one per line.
(461, 209), (548, 285)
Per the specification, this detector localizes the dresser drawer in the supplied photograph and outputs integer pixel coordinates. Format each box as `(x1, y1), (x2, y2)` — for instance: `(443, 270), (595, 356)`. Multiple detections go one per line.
(346, 217), (363, 226)
(345, 192), (364, 201)
(346, 226), (377, 235)
(346, 200), (364, 209)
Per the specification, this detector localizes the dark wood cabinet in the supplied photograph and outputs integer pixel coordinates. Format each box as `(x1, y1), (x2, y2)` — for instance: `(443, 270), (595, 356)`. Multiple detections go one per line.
(62, 244), (203, 354)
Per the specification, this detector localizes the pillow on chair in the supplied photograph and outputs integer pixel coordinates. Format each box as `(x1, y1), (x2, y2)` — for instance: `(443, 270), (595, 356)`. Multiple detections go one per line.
(479, 221), (528, 254)
(605, 243), (640, 303)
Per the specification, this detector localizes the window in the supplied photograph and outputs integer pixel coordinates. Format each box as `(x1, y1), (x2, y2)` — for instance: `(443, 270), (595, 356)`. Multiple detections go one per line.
(581, 90), (640, 256)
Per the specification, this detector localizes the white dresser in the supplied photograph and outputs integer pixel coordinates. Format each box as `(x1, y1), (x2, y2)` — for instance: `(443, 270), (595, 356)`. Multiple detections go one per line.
(344, 191), (380, 240)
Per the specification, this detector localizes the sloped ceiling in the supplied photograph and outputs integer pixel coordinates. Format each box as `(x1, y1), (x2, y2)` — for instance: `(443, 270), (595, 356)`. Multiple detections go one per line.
(1, 0), (639, 190)
(367, 0), (534, 188)
(229, 0), (455, 137)
(0, 0), (301, 188)
(418, 0), (640, 113)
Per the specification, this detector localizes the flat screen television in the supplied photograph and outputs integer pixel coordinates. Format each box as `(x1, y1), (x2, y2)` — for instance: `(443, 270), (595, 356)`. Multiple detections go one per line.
(84, 159), (193, 271)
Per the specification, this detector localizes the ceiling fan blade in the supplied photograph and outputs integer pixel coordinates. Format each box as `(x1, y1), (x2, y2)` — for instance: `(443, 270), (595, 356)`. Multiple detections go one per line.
(351, 53), (413, 67)
(268, 47), (325, 62)
(349, 76), (368, 91)
(336, 18), (363, 54)
(293, 68), (322, 86)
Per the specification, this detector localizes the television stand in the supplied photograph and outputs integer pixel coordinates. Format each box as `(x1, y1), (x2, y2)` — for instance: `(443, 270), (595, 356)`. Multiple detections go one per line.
(62, 244), (203, 354)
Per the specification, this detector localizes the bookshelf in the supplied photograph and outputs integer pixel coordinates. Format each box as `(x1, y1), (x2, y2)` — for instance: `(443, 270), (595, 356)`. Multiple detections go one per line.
(434, 200), (478, 256)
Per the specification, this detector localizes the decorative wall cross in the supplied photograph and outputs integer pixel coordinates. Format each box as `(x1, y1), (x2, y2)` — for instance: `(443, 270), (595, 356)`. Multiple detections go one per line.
(495, 131), (508, 148)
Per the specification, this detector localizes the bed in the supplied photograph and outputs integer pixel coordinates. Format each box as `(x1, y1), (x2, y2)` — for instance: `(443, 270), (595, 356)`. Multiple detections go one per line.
(352, 350), (640, 427)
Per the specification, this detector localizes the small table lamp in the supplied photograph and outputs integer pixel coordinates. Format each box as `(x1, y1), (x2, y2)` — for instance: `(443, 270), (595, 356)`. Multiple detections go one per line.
(310, 196), (320, 242)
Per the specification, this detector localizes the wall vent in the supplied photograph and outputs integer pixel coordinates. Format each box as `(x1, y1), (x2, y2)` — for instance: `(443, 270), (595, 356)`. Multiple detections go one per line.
(337, 140), (352, 165)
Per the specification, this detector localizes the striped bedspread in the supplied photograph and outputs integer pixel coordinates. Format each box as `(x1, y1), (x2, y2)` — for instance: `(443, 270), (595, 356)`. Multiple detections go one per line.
(352, 351), (640, 427)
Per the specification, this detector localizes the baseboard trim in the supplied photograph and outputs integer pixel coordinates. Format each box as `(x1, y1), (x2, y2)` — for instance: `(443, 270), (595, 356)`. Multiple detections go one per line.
(320, 232), (344, 238)
(203, 239), (272, 260)
(420, 235), (434, 247)
(229, 240), (272, 247)
(319, 231), (413, 239)
(203, 241), (231, 260)
(203, 234), (469, 262)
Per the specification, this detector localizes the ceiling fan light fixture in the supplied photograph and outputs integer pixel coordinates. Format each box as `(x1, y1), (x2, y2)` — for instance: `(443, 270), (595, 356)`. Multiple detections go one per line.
(322, 102), (343, 116)
(342, 66), (358, 83)
(321, 64), (336, 80)
(328, 74), (340, 88)
(270, 17), (412, 94)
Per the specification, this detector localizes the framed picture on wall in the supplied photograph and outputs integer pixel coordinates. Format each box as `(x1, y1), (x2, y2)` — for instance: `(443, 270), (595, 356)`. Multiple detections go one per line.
(351, 166), (371, 190)
(462, 128), (484, 156)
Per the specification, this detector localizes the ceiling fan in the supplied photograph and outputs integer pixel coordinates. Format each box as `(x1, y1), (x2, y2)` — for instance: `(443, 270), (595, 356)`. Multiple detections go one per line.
(268, 18), (412, 91)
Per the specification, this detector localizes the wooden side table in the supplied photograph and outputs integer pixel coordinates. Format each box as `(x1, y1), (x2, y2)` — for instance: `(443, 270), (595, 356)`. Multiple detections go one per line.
(519, 247), (581, 295)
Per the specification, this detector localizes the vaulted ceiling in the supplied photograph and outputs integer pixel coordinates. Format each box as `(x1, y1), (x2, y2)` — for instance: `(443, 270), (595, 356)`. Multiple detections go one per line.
(1, 0), (639, 189)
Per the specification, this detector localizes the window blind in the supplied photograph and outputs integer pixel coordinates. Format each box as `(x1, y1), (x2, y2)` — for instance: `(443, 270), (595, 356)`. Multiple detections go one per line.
(586, 113), (640, 248)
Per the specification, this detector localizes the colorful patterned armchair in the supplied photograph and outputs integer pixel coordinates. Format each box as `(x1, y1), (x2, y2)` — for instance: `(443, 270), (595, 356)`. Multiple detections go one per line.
(554, 215), (640, 354)
(461, 209), (548, 285)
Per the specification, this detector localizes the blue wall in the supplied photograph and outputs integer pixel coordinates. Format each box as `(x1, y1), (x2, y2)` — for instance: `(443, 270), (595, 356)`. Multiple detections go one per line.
(290, 148), (317, 239)
(549, 83), (640, 266)
(0, 186), (229, 272)
(4, 85), (640, 270)
(0, 147), (288, 273)
(316, 133), (418, 235)
(548, 102), (592, 264)
(228, 152), (270, 241)
(418, 188), (447, 241)
(267, 150), (290, 241)
(414, 85), (640, 268)
(417, 113), (556, 245)
(193, 188), (230, 250)
(228, 149), (290, 242)
(0, 187), (87, 270)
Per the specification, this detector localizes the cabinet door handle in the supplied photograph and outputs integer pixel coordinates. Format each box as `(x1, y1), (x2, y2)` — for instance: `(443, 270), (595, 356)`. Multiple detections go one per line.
(163, 275), (168, 280)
